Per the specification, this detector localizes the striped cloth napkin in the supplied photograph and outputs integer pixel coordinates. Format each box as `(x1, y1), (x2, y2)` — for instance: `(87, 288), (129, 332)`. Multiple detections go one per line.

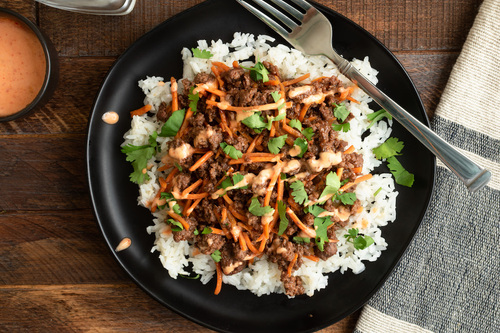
(355, 0), (500, 332)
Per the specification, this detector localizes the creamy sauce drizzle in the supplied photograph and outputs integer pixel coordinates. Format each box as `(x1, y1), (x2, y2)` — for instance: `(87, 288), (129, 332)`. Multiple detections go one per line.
(102, 111), (119, 124)
(168, 142), (194, 160)
(307, 152), (342, 173)
(0, 16), (46, 117)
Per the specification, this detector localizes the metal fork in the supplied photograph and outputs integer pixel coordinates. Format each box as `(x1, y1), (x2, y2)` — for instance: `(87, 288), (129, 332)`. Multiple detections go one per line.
(237, 0), (491, 192)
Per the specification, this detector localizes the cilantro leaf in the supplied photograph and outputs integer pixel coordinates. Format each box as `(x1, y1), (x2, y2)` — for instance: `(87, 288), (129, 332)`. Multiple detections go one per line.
(268, 135), (288, 154)
(211, 250), (222, 262)
(332, 122), (350, 132)
(220, 142), (243, 160)
(159, 109), (186, 137)
(293, 137), (308, 158)
(201, 227), (213, 235)
(314, 216), (332, 251)
(319, 171), (341, 199)
(174, 162), (183, 171)
(167, 218), (183, 232)
(172, 203), (182, 215)
(372, 137), (404, 160)
(333, 103), (350, 123)
(344, 228), (374, 250)
(191, 48), (213, 59)
(301, 127), (314, 141)
(335, 192), (357, 205)
(277, 200), (289, 235)
(219, 177), (233, 190)
(293, 236), (310, 244)
(241, 112), (268, 133)
(188, 88), (200, 114)
(290, 180), (309, 205)
(241, 61), (269, 82)
(271, 91), (281, 103)
(249, 197), (275, 216)
(121, 132), (158, 184)
(232, 174), (245, 186)
(179, 274), (201, 280)
(367, 109), (392, 129)
(160, 192), (175, 201)
(305, 204), (326, 217)
(266, 113), (285, 130)
(387, 156), (415, 187)
(289, 119), (302, 131)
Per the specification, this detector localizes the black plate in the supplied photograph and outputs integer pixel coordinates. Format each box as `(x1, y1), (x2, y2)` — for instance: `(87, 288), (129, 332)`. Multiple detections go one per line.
(86, 0), (435, 332)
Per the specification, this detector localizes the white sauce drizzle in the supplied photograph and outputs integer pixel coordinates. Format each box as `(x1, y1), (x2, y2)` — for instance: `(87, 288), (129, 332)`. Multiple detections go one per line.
(102, 111), (119, 124)
(168, 142), (194, 160)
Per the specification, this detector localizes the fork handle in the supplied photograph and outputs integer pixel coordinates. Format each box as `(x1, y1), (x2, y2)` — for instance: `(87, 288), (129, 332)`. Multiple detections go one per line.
(331, 55), (491, 192)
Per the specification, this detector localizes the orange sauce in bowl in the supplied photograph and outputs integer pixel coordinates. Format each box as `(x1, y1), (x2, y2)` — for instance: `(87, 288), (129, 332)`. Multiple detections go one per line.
(0, 16), (46, 117)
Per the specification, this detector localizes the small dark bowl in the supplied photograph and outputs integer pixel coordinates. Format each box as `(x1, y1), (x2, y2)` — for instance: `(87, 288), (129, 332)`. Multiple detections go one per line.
(0, 7), (58, 122)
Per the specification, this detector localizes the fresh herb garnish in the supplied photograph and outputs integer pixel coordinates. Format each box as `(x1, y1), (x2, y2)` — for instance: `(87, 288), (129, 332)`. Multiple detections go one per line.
(159, 109), (185, 137)
(374, 187), (382, 196)
(305, 204), (326, 217)
(271, 91), (281, 103)
(241, 60), (269, 82)
(290, 180), (309, 205)
(201, 227), (213, 235)
(332, 122), (350, 132)
(268, 135), (288, 154)
(174, 162), (183, 171)
(289, 119), (302, 131)
(333, 103), (350, 123)
(249, 197), (275, 216)
(241, 112), (284, 133)
(191, 48), (213, 59)
(301, 127), (315, 141)
(188, 87), (200, 114)
(293, 137), (308, 158)
(172, 203), (182, 215)
(367, 109), (392, 129)
(293, 236), (311, 244)
(211, 250), (222, 262)
(372, 137), (404, 160)
(314, 216), (332, 251)
(387, 156), (415, 187)
(335, 192), (357, 205)
(319, 171), (341, 199)
(344, 228), (374, 250)
(167, 218), (183, 232)
(220, 142), (243, 160)
(121, 131), (158, 184)
(277, 200), (289, 235)
(179, 274), (201, 280)
(219, 173), (248, 192)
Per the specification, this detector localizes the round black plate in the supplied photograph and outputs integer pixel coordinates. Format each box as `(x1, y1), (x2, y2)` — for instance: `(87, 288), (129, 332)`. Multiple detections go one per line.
(86, 1), (435, 332)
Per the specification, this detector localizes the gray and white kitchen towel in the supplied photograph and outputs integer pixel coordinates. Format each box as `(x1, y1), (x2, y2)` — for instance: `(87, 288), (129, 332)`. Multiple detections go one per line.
(355, 0), (500, 332)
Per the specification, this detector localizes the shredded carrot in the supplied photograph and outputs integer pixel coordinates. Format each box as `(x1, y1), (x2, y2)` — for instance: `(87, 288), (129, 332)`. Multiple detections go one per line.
(304, 255), (320, 262)
(287, 253), (298, 277)
(239, 233), (248, 252)
(228, 205), (248, 222)
(182, 199), (192, 216)
(242, 232), (260, 254)
(339, 174), (373, 192)
(164, 168), (179, 192)
(343, 145), (355, 155)
(222, 194), (233, 205)
(232, 60), (239, 68)
(219, 109), (233, 137)
(157, 164), (172, 172)
(175, 107), (193, 139)
(287, 196), (302, 212)
(269, 121), (276, 137)
(172, 192), (209, 200)
(189, 151), (214, 172)
(214, 262), (222, 295)
(229, 154), (282, 165)
(167, 210), (190, 231)
(347, 96), (360, 104)
(192, 247), (201, 256)
(352, 166), (362, 173)
(246, 134), (263, 154)
(209, 227), (225, 235)
(258, 234), (267, 253)
(264, 163), (282, 206)
(205, 87), (226, 97)
(212, 100), (292, 113)
(130, 104), (152, 117)
(211, 65), (224, 87)
(282, 73), (310, 86)
(336, 167), (344, 179)
(286, 207), (316, 238)
(212, 61), (230, 72)
(264, 79), (280, 86)
(298, 103), (311, 122)
(282, 123), (302, 138)
(304, 116), (318, 122)
(311, 76), (328, 82)
(185, 198), (202, 217)
(181, 179), (203, 197)
(170, 77), (178, 112)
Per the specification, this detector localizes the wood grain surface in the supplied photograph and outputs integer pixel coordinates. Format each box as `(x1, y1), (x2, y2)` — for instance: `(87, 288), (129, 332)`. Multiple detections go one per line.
(0, 0), (482, 332)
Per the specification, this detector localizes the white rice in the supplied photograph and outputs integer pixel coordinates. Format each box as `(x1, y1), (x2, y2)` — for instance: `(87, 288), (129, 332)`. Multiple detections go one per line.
(124, 32), (398, 297)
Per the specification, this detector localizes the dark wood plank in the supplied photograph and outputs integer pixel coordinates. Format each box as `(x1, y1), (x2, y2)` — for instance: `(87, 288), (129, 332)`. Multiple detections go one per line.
(0, 0), (36, 21)
(0, 284), (359, 332)
(0, 134), (89, 210)
(37, 0), (481, 57)
(0, 210), (128, 284)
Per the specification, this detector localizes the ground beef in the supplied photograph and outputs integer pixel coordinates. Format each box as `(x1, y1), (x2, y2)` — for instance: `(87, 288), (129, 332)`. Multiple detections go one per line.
(173, 172), (191, 192)
(156, 101), (171, 122)
(172, 216), (197, 242)
(194, 72), (216, 85)
(220, 242), (249, 275)
(281, 272), (305, 297)
(314, 241), (337, 260)
(196, 233), (226, 255)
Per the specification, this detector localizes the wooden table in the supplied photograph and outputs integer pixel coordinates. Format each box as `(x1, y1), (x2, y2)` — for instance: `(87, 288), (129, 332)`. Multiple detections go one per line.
(0, 0), (482, 331)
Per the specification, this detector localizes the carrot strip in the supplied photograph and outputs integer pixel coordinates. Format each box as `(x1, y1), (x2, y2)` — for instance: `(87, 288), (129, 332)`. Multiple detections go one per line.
(352, 166), (362, 173)
(221, 207), (228, 225)
(211, 66), (224, 87)
(239, 233), (248, 252)
(181, 179), (203, 197)
(311, 76), (328, 82)
(286, 207), (316, 238)
(246, 134), (263, 154)
(242, 232), (260, 254)
(205, 87), (226, 97)
(336, 167), (344, 179)
(182, 199), (192, 216)
(304, 255), (320, 262)
(339, 174), (373, 192)
(172, 192), (209, 200)
(214, 262), (222, 295)
(229, 154), (282, 165)
(347, 96), (360, 104)
(219, 109), (233, 137)
(175, 107), (193, 139)
(216, 100), (291, 112)
(264, 163), (282, 206)
(222, 194), (233, 205)
(287, 196), (302, 212)
(189, 151), (214, 172)
(264, 79), (280, 86)
(167, 211), (190, 231)
(228, 205), (248, 222)
(287, 253), (298, 277)
(185, 198), (202, 217)
(298, 103), (311, 122)
(212, 61), (230, 71)
(130, 104), (152, 117)
(232, 60), (239, 68)
(282, 73), (310, 86)
(344, 145), (355, 155)
(282, 123), (302, 138)
(170, 77), (178, 112)
(157, 164), (172, 172)
(209, 227), (225, 235)
(304, 116), (318, 122)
